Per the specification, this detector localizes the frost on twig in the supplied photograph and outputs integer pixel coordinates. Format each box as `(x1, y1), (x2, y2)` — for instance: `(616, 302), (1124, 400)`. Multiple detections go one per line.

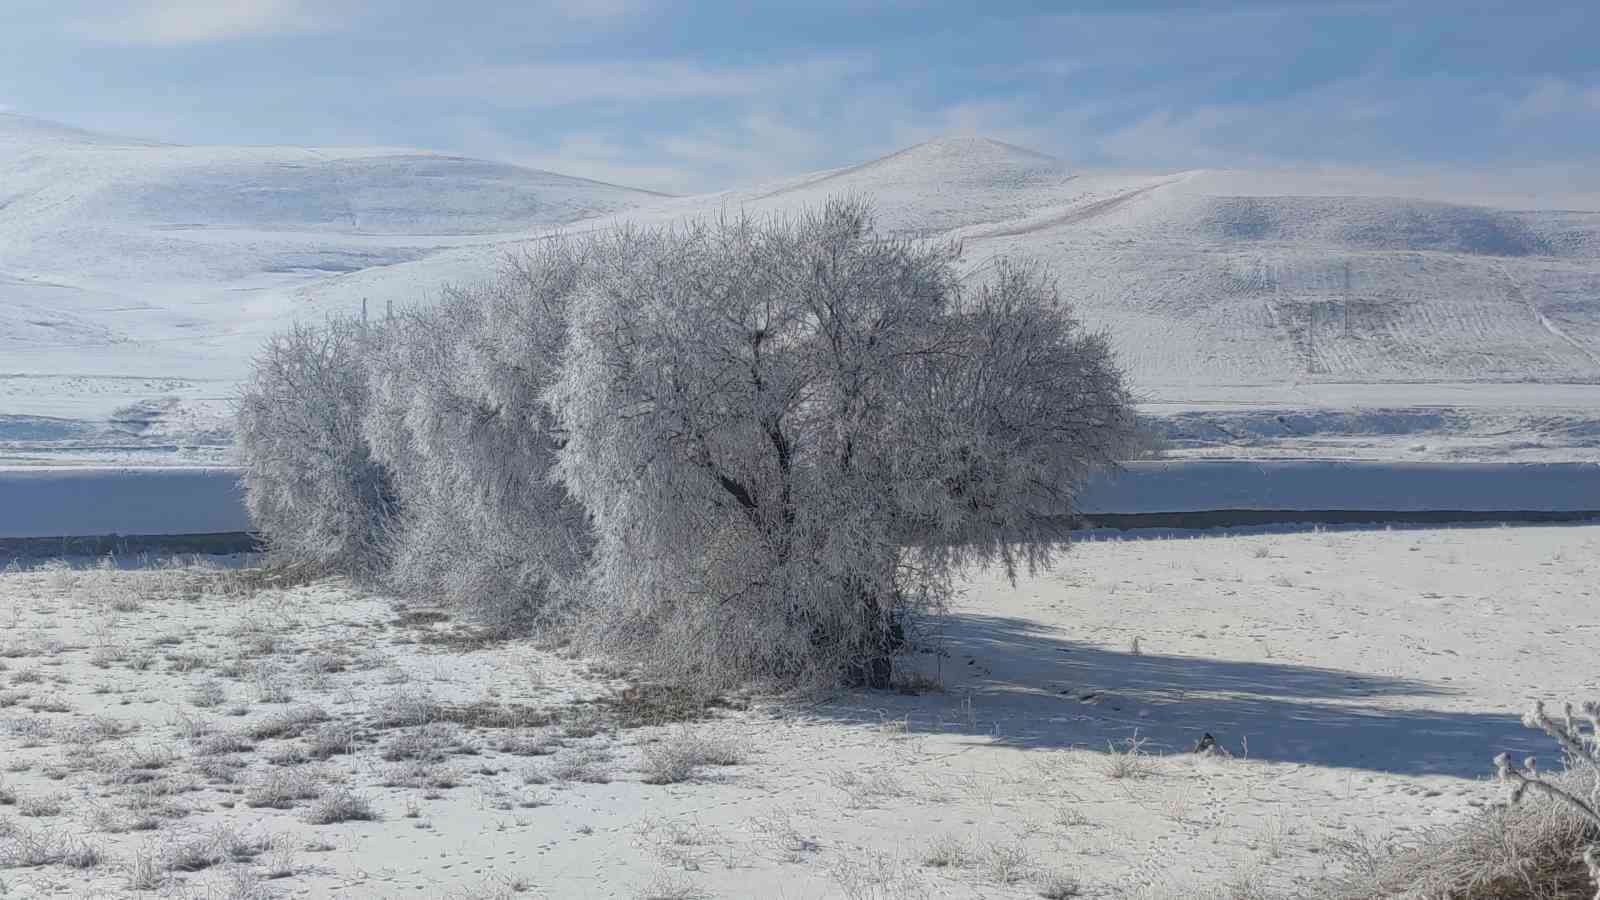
(1494, 699), (1600, 900)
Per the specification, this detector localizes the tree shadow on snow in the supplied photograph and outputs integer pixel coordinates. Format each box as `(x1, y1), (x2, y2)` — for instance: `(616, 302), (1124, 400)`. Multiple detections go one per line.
(812, 612), (1540, 779)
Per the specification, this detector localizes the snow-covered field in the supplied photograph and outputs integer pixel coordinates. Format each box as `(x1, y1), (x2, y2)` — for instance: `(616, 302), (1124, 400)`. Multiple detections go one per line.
(4, 112), (1595, 900)
(5, 113), (1599, 469)
(0, 524), (1592, 898)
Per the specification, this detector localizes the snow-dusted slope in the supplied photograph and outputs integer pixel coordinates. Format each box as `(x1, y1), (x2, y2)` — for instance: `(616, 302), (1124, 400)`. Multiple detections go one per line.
(5, 120), (1600, 465)
(0, 114), (665, 457)
(936, 170), (1600, 388)
(0, 113), (660, 366)
(741, 136), (1082, 232)
(296, 138), (1600, 390)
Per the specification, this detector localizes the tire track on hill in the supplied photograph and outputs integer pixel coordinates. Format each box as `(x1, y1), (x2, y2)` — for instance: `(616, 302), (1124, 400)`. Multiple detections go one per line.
(746, 138), (1062, 203)
(1498, 264), (1600, 372)
(964, 177), (1180, 240)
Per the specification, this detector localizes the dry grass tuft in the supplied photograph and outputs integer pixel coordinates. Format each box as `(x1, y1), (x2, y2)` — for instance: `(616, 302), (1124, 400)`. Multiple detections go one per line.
(921, 833), (973, 869)
(747, 811), (820, 861)
(891, 670), (945, 695)
(305, 722), (361, 759)
(245, 705), (331, 740)
(15, 792), (65, 818)
(244, 768), (324, 809)
(639, 729), (745, 785)
(543, 748), (613, 784)
(125, 843), (164, 890)
(590, 684), (736, 730)
(196, 731), (255, 756)
(442, 872), (535, 899)
(1102, 733), (1157, 780)
(490, 729), (564, 757)
(1036, 868), (1084, 898)
(0, 822), (105, 869)
(189, 679), (229, 708)
(1306, 696), (1600, 900)
(381, 723), (471, 762)
(981, 841), (1038, 885)
(1306, 774), (1597, 899)
(392, 609), (450, 628)
(416, 623), (524, 652)
(370, 690), (554, 732)
(304, 787), (379, 824)
(636, 869), (710, 900)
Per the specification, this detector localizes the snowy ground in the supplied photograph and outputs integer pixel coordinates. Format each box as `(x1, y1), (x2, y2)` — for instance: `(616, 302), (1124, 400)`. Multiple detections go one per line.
(0, 524), (1592, 898)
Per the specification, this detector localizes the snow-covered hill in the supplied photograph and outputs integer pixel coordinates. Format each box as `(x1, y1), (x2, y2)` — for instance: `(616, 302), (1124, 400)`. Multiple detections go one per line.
(4, 118), (1599, 465)
(0, 114), (666, 461)
(295, 137), (1600, 389)
(0, 113), (660, 370)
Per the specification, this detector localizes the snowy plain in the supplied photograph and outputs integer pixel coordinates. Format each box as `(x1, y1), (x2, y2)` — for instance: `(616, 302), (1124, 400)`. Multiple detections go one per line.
(0, 524), (1594, 897)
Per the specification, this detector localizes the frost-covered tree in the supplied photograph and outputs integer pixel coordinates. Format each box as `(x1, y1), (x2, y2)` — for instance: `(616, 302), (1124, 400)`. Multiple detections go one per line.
(235, 200), (1137, 687)
(235, 316), (394, 575)
(549, 200), (1137, 688)
(362, 242), (592, 624)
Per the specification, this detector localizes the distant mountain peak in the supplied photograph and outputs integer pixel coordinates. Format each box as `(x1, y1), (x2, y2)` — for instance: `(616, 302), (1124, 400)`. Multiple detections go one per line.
(899, 135), (1058, 162)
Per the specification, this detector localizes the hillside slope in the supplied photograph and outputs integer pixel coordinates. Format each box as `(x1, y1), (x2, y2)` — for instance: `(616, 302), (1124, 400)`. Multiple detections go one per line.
(297, 138), (1600, 390)
(0, 113), (661, 371)
(4, 121), (1600, 464)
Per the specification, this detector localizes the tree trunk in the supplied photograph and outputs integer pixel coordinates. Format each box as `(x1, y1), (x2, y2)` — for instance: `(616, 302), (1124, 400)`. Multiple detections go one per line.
(844, 586), (905, 690)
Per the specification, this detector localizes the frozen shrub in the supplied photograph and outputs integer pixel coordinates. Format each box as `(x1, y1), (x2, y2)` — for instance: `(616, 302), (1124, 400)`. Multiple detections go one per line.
(304, 788), (378, 824)
(235, 317), (395, 576)
(363, 242), (591, 625)
(243, 768), (323, 809)
(550, 200), (1136, 688)
(237, 199), (1136, 691)
(639, 728), (745, 784)
(1308, 699), (1600, 900)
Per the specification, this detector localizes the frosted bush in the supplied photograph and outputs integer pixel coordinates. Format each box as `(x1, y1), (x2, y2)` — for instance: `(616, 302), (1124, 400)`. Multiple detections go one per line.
(362, 241), (592, 625)
(1308, 699), (1600, 900)
(236, 199), (1136, 689)
(549, 200), (1136, 688)
(235, 317), (395, 575)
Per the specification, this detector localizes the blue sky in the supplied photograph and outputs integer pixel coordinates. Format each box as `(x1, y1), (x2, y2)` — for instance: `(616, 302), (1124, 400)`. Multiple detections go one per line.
(2, 1), (1596, 194)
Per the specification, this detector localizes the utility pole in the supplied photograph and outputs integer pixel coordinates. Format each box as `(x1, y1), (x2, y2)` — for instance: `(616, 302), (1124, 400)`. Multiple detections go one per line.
(1343, 261), (1352, 338)
(1307, 302), (1317, 373)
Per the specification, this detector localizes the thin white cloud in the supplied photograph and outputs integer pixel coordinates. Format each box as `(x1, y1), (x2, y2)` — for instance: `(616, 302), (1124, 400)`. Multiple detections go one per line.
(1089, 78), (1429, 170)
(884, 99), (1061, 155)
(73, 0), (339, 44)
(535, 0), (648, 25)
(57, 0), (649, 45)
(1096, 105), (1269, 168)
(440, 119), (696, 194)
(403, 58), (863, 109)
(1506, 79), (1600, 123)
(970, 58), (1093, 84)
